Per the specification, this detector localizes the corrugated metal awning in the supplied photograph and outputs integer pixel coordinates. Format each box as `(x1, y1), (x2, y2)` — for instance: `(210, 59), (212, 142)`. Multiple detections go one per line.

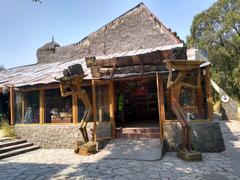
(0, 59), (92, 88)
(0, 43), (205, 88)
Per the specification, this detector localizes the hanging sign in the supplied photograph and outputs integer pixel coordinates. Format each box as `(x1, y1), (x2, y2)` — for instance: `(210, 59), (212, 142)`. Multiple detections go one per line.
(133, 86), (148, 96)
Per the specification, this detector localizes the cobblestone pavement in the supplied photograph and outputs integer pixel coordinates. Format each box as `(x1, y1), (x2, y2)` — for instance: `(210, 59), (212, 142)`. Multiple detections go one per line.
(0, 120), (240, 180)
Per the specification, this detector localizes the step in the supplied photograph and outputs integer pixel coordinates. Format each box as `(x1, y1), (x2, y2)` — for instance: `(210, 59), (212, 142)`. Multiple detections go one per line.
(0, 139), (27, 148)
(0, 137), (15, 142)
(116, 127), (160, 134)
(0, 145), (40, 159)
(0, 142), (34, 154)
(116, 132), (160, 139)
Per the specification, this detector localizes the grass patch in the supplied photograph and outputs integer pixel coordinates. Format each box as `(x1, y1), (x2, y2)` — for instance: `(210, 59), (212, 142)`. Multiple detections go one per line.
(0, 120), (15, 138)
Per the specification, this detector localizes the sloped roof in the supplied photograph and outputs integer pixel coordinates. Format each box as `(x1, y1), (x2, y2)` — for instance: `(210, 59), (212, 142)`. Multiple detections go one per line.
(37, 3), (182, 64)
(0, 44), (184, 88)
(0, 59), (91, 88)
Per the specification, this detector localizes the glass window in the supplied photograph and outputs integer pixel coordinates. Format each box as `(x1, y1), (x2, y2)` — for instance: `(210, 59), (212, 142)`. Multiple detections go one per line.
(44, 89), (72, 123)
(163, 70), (209, 121)
(78, 86), (93, 122)
(96, 84), (110, 122)
(15, 91), (39, 124)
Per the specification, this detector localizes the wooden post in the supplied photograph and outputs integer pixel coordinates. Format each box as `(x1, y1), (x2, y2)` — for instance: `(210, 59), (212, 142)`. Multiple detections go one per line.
(21, 94), (25, 123)
(92, 80), (97, 142)
(98, 87), (103, 122)
(109, 81), (116, 138)
(72, 93), (78, 124)
(10, 87), (15, 125)
(156, 73), (165, 141)
(196, 83), (204, 115)
(39, 89), (45, 125)
(206, 67), (213, 121)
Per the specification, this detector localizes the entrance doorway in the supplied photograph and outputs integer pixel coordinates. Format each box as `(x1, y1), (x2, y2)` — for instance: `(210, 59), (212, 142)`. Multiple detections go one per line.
(115, 78), (159, 128)
(0, 92), (9, 121)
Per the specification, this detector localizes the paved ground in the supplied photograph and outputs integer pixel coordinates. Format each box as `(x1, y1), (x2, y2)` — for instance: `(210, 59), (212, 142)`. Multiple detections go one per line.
(101, 138), (162, 161)
(0, 120), (239, 180)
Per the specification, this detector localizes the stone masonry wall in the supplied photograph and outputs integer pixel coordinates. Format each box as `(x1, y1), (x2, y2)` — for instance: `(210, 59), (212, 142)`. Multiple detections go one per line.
(14, 123), (94, 149)
(164, 121), (225, 152)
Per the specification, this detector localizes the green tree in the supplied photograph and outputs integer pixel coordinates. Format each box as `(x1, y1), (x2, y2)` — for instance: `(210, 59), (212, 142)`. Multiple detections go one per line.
(187, 0), (240, 100)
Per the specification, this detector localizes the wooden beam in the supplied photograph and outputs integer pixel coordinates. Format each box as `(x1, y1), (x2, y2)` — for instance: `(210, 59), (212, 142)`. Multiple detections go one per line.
(72, 93), (78, 124)
(164, 59), (204, 71)
(156, 73), (165, 141)
(98, 64), (166, 77)
(86, 50), (176, 68)
(92, 80), (97, 142)
(206, 67), (213, 121)
(10, 87), (15, 125)
(110, 63), (116, 78)
(196, 79), (204, 115)
(19, 80), (92, 92)
(109, 81), (116, 138)
(111, 74), (156, 82)
(39, 89), (44, 125)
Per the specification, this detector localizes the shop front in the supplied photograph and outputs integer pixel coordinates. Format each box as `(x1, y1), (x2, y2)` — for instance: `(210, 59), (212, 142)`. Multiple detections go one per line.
(115, 78), (159, 128)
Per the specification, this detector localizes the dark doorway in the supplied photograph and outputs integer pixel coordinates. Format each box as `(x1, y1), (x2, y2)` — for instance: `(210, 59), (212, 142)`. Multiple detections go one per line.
(115, 78), (159, 128)
(0, 92), (9, 121)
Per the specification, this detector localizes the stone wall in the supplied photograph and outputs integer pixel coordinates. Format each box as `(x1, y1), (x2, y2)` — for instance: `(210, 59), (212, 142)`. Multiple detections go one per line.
(164, 121), (225, 152)
(14, 122), (113, 149)
(14, 123), (94, 149)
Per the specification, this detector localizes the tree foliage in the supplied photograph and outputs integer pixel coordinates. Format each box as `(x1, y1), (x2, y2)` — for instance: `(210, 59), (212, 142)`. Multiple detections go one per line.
(187, 0), (240, 100)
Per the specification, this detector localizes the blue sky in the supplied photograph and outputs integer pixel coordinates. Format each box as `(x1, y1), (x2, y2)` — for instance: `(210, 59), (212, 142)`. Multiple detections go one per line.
(0, 0), (216, 68)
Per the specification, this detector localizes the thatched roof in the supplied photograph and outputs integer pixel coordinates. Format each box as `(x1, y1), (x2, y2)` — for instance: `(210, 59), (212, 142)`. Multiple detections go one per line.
(37, 3), (182, 64)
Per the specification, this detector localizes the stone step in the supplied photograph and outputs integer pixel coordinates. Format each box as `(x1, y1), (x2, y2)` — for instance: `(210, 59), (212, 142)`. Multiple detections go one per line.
(0, 137), (15, 143)
(0, 145), (40, 159)
(116, 132), (160, 139)
(117, 127), (160, 134)
(0, 142), (34, 154)
(0, 139), (27, 148)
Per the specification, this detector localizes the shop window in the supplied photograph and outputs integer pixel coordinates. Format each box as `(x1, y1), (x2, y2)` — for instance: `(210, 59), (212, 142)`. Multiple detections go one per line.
(44, 89), (72, 123)
(163, 70), (209, 121)
(78, 86), (93, 122)
(15, 91), (39, 124)
(96, 84), (110, 122)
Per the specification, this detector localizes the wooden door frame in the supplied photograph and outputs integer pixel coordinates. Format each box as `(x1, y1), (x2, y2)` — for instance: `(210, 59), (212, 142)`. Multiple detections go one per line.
(156, 73), (165, 141)
(92, 80), (115, 141)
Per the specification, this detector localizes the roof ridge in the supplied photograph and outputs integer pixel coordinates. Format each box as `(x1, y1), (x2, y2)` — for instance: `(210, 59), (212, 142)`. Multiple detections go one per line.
(140, 4), (181, 43)
(72, 3), (144, 47)
(71, 2), (181, 47)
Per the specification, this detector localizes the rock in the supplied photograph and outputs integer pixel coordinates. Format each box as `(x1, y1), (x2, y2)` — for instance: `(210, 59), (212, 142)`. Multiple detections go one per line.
(177, 150), (202, 162)
(78, 141), (97, 155)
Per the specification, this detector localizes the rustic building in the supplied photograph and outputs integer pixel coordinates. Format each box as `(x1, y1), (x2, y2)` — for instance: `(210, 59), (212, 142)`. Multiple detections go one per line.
(0, 3), (224, 154)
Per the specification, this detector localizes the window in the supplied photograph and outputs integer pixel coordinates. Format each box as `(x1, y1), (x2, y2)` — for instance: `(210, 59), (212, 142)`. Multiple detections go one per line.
(96, 84), (110, 122)
(44, 89), (72, 123)
(15, 91), (39, 124)
(78, 86), (92, 122)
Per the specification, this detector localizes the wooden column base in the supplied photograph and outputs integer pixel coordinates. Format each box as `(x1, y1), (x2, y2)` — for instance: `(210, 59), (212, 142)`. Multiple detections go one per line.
(74, 141), (97, 155)
(177, 150), (202, 162)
